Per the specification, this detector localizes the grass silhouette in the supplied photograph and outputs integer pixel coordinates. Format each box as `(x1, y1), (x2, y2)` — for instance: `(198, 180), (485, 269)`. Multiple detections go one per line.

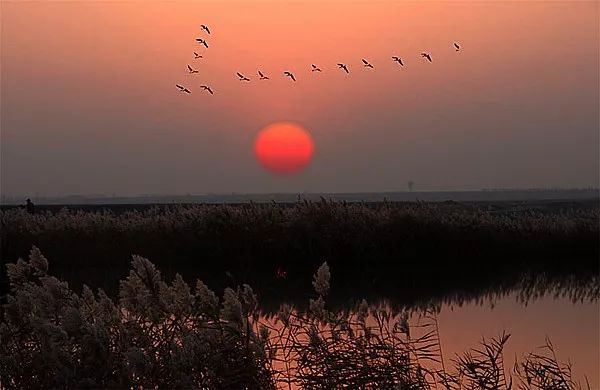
(0, 249), (591, 389)
(1, 200), (598, 309)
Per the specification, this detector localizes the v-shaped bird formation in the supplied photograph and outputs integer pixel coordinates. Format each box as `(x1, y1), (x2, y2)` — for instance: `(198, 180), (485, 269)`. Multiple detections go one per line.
(176, 24), (461, 95)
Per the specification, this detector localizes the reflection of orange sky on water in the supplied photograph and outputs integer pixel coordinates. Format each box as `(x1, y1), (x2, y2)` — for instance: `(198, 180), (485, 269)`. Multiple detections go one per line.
(436, 296), (599, 388)
(260, 295), (598, 389)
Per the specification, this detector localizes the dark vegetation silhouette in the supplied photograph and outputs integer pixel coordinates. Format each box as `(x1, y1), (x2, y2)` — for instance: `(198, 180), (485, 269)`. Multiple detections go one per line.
(25, 199), (34, 214)
(0, 249), (591, 389)
(18, 198), (35, 214)
(1, 200), (598, 310)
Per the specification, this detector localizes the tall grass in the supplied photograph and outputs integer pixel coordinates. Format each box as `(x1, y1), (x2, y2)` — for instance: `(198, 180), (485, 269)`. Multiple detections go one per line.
(0, 249), (591, 389)
(1, 200), (598, 308)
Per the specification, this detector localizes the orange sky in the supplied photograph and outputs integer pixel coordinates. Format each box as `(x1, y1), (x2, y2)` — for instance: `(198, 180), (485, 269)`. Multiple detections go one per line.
(1, 1), (598, 195)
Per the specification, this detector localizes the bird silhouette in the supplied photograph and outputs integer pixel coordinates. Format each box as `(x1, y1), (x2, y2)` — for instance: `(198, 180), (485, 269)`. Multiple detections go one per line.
(176, 84), (191, 94)
(421, 52), (432, 62)
(258, 70), (269, 80)
(362, 59), (374, 68)
(284, 71), (296, 81)
(196, 38), (209, 48)
(201, 24), (211, 34)
(311, 64), (322, 72)
(187, 65), (199, 74)
(237, 72), (250, 81)
(392, 56), (404, 66)
(200, 85), (214, 94)
(454, 42), (460, 51)
(193, 52), (203, 59)
(337, 63), (349, 73)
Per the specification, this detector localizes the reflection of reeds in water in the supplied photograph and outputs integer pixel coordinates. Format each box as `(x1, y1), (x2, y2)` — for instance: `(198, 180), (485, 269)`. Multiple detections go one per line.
(262, 265), (590, 389)
(0, 249), (591, 389)
(438, 332), (512, 390)
(514, 337), (587, 390)
(1, 200), (598, 310)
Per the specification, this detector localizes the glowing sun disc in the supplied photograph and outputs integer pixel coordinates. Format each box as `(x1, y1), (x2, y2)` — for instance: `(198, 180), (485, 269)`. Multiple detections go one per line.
(254, 122), (315, 174)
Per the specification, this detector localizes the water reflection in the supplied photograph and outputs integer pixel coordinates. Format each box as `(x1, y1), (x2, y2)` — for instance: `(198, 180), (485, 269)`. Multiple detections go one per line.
(436, 294), (599, 389)
(259, 294), (599, 389)
(2, 249), (597, 389)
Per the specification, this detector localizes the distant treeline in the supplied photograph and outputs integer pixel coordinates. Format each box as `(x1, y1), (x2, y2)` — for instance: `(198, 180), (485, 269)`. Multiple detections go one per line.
(1, 200), (598, 308)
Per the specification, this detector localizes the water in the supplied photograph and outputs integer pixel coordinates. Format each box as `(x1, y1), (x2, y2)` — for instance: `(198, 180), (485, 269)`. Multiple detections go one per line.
(261, 294), (599, 389)
(1, 200), (597, 387)
(436, 294), (599, 388)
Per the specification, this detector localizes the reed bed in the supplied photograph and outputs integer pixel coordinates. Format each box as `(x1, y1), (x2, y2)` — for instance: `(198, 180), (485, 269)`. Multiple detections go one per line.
(0, 249), (592, 389)
(1, 200), (598, 309)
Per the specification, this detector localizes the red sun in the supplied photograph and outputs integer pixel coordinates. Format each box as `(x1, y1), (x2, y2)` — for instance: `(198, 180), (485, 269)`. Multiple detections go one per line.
(254, 122), (315, 174)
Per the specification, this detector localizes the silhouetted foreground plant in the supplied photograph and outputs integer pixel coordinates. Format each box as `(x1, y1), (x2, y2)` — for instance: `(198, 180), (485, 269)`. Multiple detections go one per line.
(0, 247), (274, 389)
(0, 248), (591, 389)
(514, 338), (585, 390)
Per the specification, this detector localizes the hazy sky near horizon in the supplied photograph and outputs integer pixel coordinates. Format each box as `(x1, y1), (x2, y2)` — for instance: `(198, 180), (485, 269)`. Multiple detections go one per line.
(1, 1), (598, 196)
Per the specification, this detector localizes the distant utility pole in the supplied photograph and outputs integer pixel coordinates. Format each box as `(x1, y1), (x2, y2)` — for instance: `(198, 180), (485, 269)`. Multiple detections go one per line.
(408, 181), (414, 192)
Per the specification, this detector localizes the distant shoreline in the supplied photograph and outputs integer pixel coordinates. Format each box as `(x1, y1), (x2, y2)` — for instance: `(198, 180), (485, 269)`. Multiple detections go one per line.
(1, 188), (598, 206)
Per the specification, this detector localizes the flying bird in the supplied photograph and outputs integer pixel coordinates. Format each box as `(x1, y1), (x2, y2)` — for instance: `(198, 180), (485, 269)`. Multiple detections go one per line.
(284, 71), (296, 81)
(201, 24), (211, 34)
(200, 85), (213, 94)
(421, 52), (432, 62)
(311, 64), (322, 72)
(194, 52), (203, 59)
(337, 63), (349, 73)
(237, 72), (250, 81)
(258, 70), (269, 80)
(176, 84), (191, 94)
(196, 38), (208, 48)
(454, 42), (460, 51)
(362, 59), (374, 68)
(187, 65), (199, 74)
(392, 56), (404, 66)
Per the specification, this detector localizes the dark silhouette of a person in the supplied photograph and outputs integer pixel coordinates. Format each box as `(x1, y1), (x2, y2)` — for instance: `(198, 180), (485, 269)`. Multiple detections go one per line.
(25, 198), (35, 214)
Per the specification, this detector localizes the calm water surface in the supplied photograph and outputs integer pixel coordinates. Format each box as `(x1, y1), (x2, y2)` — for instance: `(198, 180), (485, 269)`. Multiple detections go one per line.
(436, 294), (599, 388)
(261, 293), (599, 389)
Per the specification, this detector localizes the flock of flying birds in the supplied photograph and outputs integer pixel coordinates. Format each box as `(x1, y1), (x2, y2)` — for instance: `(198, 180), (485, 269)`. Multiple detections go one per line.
(175, 24), (461, 95)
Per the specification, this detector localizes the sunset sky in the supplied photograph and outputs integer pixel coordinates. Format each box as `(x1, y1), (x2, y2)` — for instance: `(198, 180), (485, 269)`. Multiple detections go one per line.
(1, 1), (598, 196)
